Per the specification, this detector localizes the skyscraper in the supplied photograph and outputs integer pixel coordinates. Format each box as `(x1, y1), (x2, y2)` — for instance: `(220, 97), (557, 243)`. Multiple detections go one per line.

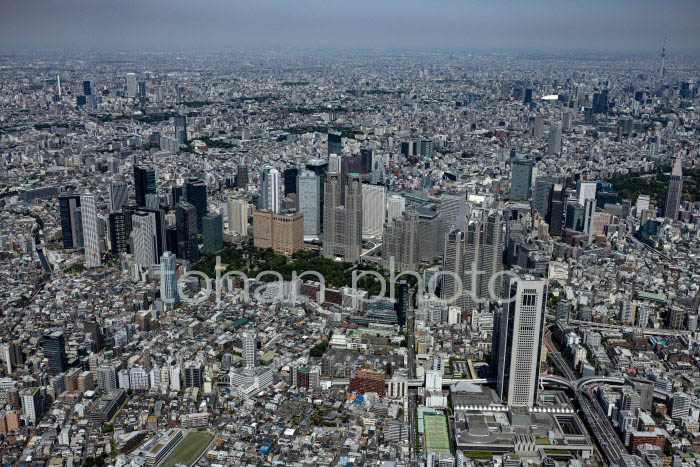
(83, 80), (92, 96)
(80, 193), (101, 268)
(227, 198), (249, 236)
(260, 167), (281, 214)
(547, 123), (562, 155)
(43, 331), (68, 375)
(175, 201), (199, 263)
(132, 211), (158, 267)
(126, 73), (137, 98)
(283, 167), (299, 195)
(244, 333), (257, 369)
(495, 272), (547, 408)
(442, 210), (504, 310)
(59, 194), (81, 249)
(665, 157), (683, 221)
(134, 166), (156, 208)
(387, 195), (406, 222)
(160, 252), (178, 306)
(203, 213), (223, 253)
(252, 210), (304, 256)
(322, 173), (362, 263)
(297, 170), (321, 238)
(533, 177), (556, 216)
(328, 130), (342, 156)
(510, 159), (533, 200)
(236, 165), (249, 189)
(576, 180), (597, 206)
(185, 177), (207, 233)
(108, 212), (127, 256)
(439, 193), (467, 231)
(109, 181), (128, 212)
(546, 184), (566, 237)
(174, 115), (187, 143)
(382, 210), (418, 272)
(362, 183), (386, 239)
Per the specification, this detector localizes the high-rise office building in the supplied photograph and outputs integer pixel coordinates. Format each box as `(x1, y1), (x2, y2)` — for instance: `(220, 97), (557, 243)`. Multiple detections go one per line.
(362, 184), (386, 239)
(495, 272), (547, 408)
(576, 180), (597, 207)
(547, 123), (562, 155)
(97, 366), (118, 391)
(419, 139), (433, 158)
(83, 80), (92, 96)
(523, 88), (533, 105)
(297, 170), (321, 238)
(546, 184), (566, 236)
(236, 165), (249, 189)
(382, 210), (419, 272)
(43, 331), (68, 375)
(442, 210), (505, 310)
(260, 167), (281, 214)
(134, 166), (156, 208)
(160, 251), (178, 306)
(109, 181), (128, 212)
(283, 167), (299, 195)
(227, 198), (248, 236)
(510, 159), (533, 200)
(174, 115), (187, 143)
(583, 198), (596, 243)
(132, 211), (157, 266)
(306, 159), (329, 231)
(439, 193), (467, 231)
(565, 203), (585, 232)
(387, 195), (406, 222)
(175, 201), (199, 263)
(533, 177), (555, 216)
(126, 73), (137, 98)
(83, 320), (104, 352)
(59, 194), (81, 249)
(253, 210), (304, 256)
(328, 130), (342, 156)
(360, 148), (373, 174)
(665, 158), (683, 221)
(397, 281), (409, 327)
(184, 177), (207, 233)
(203, 213), (223, 253)
(80, 193), (101, 268)
(322, 173), (362, 263)
(244, 333), (257, 369)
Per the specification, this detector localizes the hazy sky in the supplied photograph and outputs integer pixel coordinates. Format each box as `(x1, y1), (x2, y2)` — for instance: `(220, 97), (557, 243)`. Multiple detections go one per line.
(2, 0), (699, 54)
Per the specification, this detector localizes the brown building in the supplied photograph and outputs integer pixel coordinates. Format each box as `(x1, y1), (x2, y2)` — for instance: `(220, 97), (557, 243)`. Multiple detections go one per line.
(253, 210), (304, 255)
(349, 368), (385, 396)
(0, 411), (20, 435)
(78, 371), (95, 393)
(65, 368), (81, 393)
(629, 429), (666, 451)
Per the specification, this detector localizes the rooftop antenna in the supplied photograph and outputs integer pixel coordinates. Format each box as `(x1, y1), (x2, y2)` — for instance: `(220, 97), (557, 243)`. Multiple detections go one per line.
(660, 37), (667, 79)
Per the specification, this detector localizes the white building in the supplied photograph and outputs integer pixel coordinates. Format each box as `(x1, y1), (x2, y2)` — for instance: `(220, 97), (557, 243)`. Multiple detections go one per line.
(495, 273), (547, 408)
(227, 197), (249, 236)
(80, 193), (101, 268)
(387, 195), (406, 222)
(362, 184), (386, 238)
(160, 252), (178, 306)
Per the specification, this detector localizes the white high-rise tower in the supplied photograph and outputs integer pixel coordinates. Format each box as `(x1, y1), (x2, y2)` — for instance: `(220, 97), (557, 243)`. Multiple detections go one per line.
(495, 272), (547, 408)
(80, 193), (101, 268)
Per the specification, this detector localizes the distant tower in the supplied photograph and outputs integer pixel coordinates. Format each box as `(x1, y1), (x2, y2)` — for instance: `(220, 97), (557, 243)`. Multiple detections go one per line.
(665, 157), (683, 221)
(660, 38), (667, 79)
(57, 74), (62, 98)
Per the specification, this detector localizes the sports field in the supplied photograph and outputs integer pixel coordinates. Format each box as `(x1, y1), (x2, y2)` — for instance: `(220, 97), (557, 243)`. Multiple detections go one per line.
(160, 431), (214, 467)
(424, 413), (451, 455)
